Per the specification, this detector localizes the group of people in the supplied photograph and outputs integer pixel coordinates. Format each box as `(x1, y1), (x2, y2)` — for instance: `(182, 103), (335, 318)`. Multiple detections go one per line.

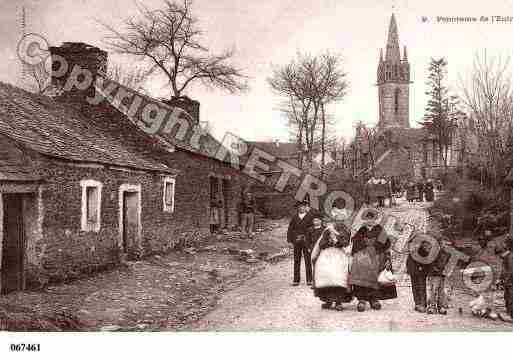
(286, 200), (513, 320)
(210, 191), (257, 236)
(287, 200), (397, 311)
(406, 179), (435, 203)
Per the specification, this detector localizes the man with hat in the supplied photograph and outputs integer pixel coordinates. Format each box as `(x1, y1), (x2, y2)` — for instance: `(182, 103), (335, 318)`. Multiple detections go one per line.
(287, 200), (316, 286)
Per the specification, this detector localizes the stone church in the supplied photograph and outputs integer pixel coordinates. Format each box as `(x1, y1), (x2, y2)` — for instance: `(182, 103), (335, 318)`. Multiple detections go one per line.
(354, 14), (465, 181)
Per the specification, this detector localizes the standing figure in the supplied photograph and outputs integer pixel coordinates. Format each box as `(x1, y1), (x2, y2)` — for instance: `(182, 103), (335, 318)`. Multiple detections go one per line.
(417, 180), (425, 202)
(426, 239), (450, 315)
(240, 192), (256, 238)
(349, 223), (392, 312)
(406, 232), (432, 313)
(311, 223), (353, 310)
(406, 181), (416, 203)
(287, 200), (315, 286)
(210, 199), (220, 234)
(424, 180), (435, 202)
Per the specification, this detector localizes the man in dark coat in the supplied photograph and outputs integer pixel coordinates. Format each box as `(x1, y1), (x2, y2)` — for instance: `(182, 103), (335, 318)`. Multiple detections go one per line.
(287, 200), (316, 286)
(406, 233), (433, 313)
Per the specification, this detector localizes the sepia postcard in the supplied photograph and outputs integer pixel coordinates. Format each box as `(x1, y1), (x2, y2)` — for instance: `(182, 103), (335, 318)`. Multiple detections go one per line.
(1, 0), (513, 357)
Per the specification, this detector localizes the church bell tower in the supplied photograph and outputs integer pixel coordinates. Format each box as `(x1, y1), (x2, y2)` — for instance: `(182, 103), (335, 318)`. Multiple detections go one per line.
(377, 14), (411, 128)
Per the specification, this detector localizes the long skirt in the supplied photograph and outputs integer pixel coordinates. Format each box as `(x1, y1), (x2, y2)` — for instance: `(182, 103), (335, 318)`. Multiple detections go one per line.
(314, 287), (353, 303)
(353, 284), (398, 301)
(353, 285), (378, 301)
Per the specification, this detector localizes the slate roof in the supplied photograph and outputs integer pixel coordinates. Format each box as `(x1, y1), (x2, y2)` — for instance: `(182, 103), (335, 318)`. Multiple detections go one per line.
(0, 81), (175, 174)
(92, 75), (233, 164)
(0, 134), (42, 181)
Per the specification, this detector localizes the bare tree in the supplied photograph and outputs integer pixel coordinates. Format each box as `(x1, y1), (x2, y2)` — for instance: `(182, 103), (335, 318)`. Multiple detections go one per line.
(107, 62), (150, 94)
(100, 0), (248, 99)
(352, 121), (379, 177)
(459, 52), (513, 187)
(314, 53), (348, 177)
(268, 52), (348, 173)
(268, 57), (314, 169)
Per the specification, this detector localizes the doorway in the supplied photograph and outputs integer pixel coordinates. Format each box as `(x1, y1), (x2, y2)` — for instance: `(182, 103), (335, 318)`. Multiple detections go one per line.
(1, 194), (26, 294)
(120, 191), (140, 256)
(222, 179), (231, 228)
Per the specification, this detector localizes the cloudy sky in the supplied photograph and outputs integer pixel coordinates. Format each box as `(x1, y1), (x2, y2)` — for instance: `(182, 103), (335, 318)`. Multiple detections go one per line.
(1, 0), (513, 142)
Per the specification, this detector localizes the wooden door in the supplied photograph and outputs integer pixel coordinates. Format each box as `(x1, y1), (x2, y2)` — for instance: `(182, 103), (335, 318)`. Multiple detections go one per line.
(1, 194), (26, 294)
(122, 192), (138, 254)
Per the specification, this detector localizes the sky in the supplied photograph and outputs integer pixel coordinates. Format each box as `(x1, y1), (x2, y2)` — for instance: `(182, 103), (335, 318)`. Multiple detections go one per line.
(2, 0), (513, 142)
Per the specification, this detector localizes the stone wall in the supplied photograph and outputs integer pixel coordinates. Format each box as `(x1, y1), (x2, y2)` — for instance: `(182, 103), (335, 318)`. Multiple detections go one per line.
(160, 149), (246, 231)
(30, 159), (183, 281)
(378, 82), (410, 128)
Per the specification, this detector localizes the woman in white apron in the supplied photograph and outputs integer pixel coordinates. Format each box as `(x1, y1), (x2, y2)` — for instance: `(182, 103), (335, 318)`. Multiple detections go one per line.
(311, 222), (353, 311)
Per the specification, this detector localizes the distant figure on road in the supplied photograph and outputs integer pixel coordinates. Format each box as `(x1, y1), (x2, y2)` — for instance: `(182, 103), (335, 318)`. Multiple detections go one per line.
(424, 179), (435, 202)
(287, 200), (315, 286)
(210, 199), (221, 234)
(416, 181), (425, 202)
(240, 192), (256, 238)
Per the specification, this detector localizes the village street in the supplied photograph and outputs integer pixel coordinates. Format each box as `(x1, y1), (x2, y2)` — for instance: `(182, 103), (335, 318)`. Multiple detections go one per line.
(2, 198), (513, 331)
(188, 200), (513, 331)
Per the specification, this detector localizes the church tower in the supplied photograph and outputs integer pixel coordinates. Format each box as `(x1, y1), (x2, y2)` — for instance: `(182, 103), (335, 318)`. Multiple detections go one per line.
(377, 14), (411, 128)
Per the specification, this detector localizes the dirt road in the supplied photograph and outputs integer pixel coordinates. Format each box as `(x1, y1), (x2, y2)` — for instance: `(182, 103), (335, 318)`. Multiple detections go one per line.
(190, 200), (513, 331)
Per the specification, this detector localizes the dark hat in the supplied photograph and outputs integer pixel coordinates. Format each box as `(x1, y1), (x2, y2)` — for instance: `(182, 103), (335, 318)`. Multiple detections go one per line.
(295, 200), (309, 207)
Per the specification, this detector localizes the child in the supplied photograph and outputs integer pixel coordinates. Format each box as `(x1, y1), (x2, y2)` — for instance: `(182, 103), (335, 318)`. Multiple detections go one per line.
(311, 224), (352, 311)
(495, 238), (513, 321)
(426, 238), (451, 315)
(307, 216), (325, 253)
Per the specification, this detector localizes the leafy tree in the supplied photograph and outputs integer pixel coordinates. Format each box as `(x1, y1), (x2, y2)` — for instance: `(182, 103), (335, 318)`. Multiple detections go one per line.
(421, 57), (458, 172)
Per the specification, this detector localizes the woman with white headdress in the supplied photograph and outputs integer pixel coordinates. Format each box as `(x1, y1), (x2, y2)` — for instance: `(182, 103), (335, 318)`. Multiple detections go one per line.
(311, 220), (353, 311)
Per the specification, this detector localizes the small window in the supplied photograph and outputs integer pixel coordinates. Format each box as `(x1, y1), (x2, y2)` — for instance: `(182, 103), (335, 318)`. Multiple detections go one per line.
(80, 179), (102, 232)
(86, 187), (99, 223)
(163, 177), (176, 212)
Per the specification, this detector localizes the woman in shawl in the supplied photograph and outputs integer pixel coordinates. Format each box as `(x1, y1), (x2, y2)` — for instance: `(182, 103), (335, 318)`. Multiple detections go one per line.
(311, 222), (353, 311)
(349, 222), (395, 312)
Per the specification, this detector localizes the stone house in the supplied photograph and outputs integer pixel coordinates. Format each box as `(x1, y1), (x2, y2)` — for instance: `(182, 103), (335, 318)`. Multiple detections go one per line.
(0, 42), (249, 294)
(0, 81), (180, 294)
(48, 42), (248, 236)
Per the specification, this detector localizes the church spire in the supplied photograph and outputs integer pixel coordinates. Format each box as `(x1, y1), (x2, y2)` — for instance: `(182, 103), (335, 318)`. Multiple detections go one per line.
(403, 45), (408, 61)
(386, 13), (401, 63)
(379, 48), (383, 62)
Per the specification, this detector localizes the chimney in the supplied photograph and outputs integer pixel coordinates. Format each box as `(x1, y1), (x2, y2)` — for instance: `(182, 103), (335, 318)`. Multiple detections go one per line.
(161, 97), (200, 125)
(49, 42), (107, 106)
